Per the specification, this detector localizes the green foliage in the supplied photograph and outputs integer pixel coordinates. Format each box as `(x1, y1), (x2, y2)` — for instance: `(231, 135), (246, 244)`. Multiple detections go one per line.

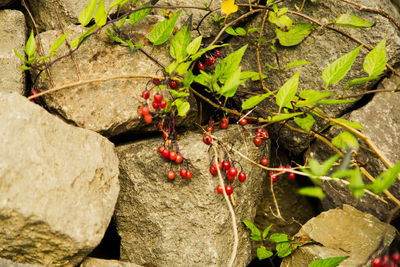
(170, 16), (192, 61)
(330, 118), (365, 130)
(257, 246), (273, 260)
(95, 0), (107, 27)
(79, 0), (97, 27)
(276, 23), (313, 46)
(284, 60), (311, 69)
(225, 26), (247, 36)
(332, 131), (359, 151)
(364, 39), (386, 77)
(241, 92), (274, 110)
(149, 10), (182, 45)
(298, 187), (326, 199)
(308, 256), (349, 267)
(242, 220), (262, 241)
(367, 162), (400, 194)
(294, 114), (315, 131)
(334, 14), (374, 28)
(49, 31), (69, 54)
(276, 71), (299, 111)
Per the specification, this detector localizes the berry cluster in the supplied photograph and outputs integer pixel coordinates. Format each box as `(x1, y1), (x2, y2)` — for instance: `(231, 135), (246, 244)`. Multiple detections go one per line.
(372, 252), (400, 267)
(253, 127), (269, 147)
(158, 144), (192, 180)
(269, 165), (295, 183)
(196, 50), (221, 71)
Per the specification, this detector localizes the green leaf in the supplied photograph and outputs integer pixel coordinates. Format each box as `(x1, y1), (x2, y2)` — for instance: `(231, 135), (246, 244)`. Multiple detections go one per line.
(308, 155), (340, 177)
(276, 23), (313, 46)
(334, 14), (374, 28)
(346, 76), (378, 86)
(270, 112), (303, 122)
(268, 12), (293, 29)
(190, 44), (228, 61)
(129, 3), (151, 26)
(79, 0), (97, 26)
(21, 65), (31, 70)
(284, 60), (311, 69)
(25, 30), (36, 58)
(276, 242), (292, 257)
(117, 16), (127, 28)
(367, 162), (400, 194)
(13, 49), (27, 63)
(220, 67), (244, 97)
(248, 27), (261, 33)
(176, 61), (191, 75)
(70, 25), (96, 48)
(235, 27), (247, 35)
(298, 187), (326, 199)
(317, 98), (357, 105)
(149, 10), (182, 45)
(294, 114), (315, 131)
(95, 0), (107, 27)
(243, 220), (262, 241)
(265, 63), (279, 70)
(174, 98), (190, 117)
(170, 16), (192, 61)
(276, 71), (299, 111)
(242, 92), (274, 110)
(194, 70), (212, 88)
(349, 167), (365, 198)
(257, 246), (273, 260)
(309, 256), (349, 267)
(215, 45), (248, 83)
(186, 36), (202, 56)
(331, 118), (365, 130)
(262, 225), (272, 240)
(165, 60), (179, 75)
(225, 26), (237, 35)
(168, 89), (189, 98)
(332, 131), (359, 151)
(322, 45), (362, 88)
(50, 31), (69, 54)
(240, 71), (267, 81)
(183, 70), (194, 88)
(109, 0), (127, 10)
(269, 233), (288, 242)
(296, 90), (333, 107)
(364, 39), (386, 77)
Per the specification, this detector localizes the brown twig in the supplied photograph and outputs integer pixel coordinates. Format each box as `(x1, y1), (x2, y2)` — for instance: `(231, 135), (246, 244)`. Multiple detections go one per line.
(256, 7), (271, 93)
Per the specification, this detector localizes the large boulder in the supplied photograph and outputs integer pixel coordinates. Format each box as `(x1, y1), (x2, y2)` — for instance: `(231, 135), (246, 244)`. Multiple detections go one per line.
(80, 258), (143, 267)
(0, 93), (120, 266)
(281, 205), (397, 267)
(0, 258), (42, 267)
(0, 10), (26, 95)
(307, 71), (400, 221)
(34, 21), (197, 137)
(115, 127), (268, 267)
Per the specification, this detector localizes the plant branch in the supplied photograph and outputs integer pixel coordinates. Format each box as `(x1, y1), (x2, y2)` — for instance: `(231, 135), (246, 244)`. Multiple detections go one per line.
(256, 7), (271, 93)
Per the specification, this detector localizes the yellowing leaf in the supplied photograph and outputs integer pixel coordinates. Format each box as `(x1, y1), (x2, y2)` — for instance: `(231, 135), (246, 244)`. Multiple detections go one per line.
(221, 0), (238, 16)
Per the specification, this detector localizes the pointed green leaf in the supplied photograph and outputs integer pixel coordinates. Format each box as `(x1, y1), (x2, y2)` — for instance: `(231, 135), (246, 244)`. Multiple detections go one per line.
(268, 12), (293, 29)
(109, 0), (127, 10)
(334, 14), (374, 28)
(215, 45), (248, 83)
(276, 242), (292, 257)
(21, 65), (31, 70)
(270, 112), (303, 122)
(242, 92), (274, 110)
(129, 3), (151, 26)
(70, 25), (96, 48)
(118, 16), (127, 28)
(262, 225), (272, 240)
(331, 118), (365, 130)
(240, 71), (267, 81)
(322, 45), (362, 88)
(269, 233), (288, 242)
(265, 62), (279, 70)
(50, 31), (69, 54)
(243, 220), (262, 241)
(346, 76), (378, 86)
(25, 30), (36, 58)
(149, 10), (182, 45)
(257, 246), (273, 260)
(276, 71), (299, 111)
(367, 162), (400, 194)
(284, 60), (311, 69)
(309, 256), (349, 267)
(186, 36), (202, 55)
(176, 61), (191, 75)
(298, 187), (326, 199)
(220, 67), (244, 97)
(190, 44), (228, 61)
(364, 39), (386, 77)
(294, 114), (315, 131)
(317, 98), (357, 105)
(349, 167), (365, 198)
(308, 155), (339, 177)
(95, 0), (107, 27)
(13, 49), (27, 63)
(332, 131), (359, 151)
(174, 98), (190, 117)
(183, 70), (194, 88)
(296, 90), (333, 107)
(225, 26), (238, 36)
(79, 0), (97, 26)
(276, 23), (313, 46)
(235, 27), (247, 35)
(170, 16), (191, 61)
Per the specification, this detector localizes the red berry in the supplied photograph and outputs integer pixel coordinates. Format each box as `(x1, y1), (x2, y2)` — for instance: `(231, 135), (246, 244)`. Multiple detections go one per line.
(219, 123), (228, 129)
(221, 117), (229, 124)
(160, 99), (167, 108)
(198, 62), (205, 71)
(138, 108), (144, 116)
(228, 167), (238, 177)
(225, 185), (233, 195)
(186, 171), (192, 179)
(205, 57), (215, 66)
(180, 169), (188, 178)
(169, 151), (177, 161)
(239, 118), (247, 126)
(278, 165), (286, 173)
(257, 127), (263, 133)
(167, 171), (175, 180)
(209, 120), (215, 126)
(206, 126), (213, 133)
(144, 114), (152, 124)
(213, 161), (223, 170)
(203, 135), (212, 145)
(256, 132), (263, 138)
(223, 161), (231, 170)
(142, 90), (150, 99)
(158, 145), (165, 153)
(213, 50), (222, 58)
(270, 172), (277, 182)
(247, 119), (253, 124)
(142, 106), (150, 116)
(152, 101), (159, 109)
(260, 158), (268, 166)
(372, 257), (382, 267)
(153, 78), (160, 85)
(161, 148), (170, 159)
(210, 166), (218, 176)
(154, 92), (163, 103)
(261, 131), (269, 140)
(392, 253), (400, 263)
(254, 137), (262, 146)
(217, 185), (224, 194)
(238, 172), (246, 182)
(175, 153), (183, 164)
(289, 172), (295, 180)
(169, 80), (177, 89)
(227, 175), (235, 181)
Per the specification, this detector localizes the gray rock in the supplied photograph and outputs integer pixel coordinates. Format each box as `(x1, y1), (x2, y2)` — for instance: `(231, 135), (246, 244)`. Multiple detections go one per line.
(0, 93), (120, 266)
(307, 71), (400, 221)
(115, 127), (268, 267)
(0, 258), (43, 267)
(0, 0), (15, 7)
(34, 22), (198, 137)
(80, 257), (143, 267)
(233, 0), (400, 154)
(0, 10), (26, 95)
(281, 205), (397, 267)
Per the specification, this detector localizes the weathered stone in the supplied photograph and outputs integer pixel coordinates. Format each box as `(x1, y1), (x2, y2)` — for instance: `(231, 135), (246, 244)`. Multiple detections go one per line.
(281, 205), (397, 267)
(115, 127), (268, 267)
(0, 0), (15, 7)
(0, 10), (26, 95)
(232, 0), (400, 154)
(0, 258), (43, 267)
(0, 93), (120, 266)
(307, 71), (400, 221)
(34, 21), (198, 137)
(80, 258), (143, 267)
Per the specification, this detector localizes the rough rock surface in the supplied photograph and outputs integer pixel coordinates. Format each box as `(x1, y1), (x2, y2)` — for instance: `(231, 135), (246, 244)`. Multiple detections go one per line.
(307, 71), (400, 221)
(34, 21), (197, 137)
(115, 127), (268, 267)
(80, 258), (143, 267)
(0, 10), (26, 95)
(0, 93), (120, 266)
(281, 205), (397, 267)
(0, 258), (42, 267)
(233, 0), (400, 154)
